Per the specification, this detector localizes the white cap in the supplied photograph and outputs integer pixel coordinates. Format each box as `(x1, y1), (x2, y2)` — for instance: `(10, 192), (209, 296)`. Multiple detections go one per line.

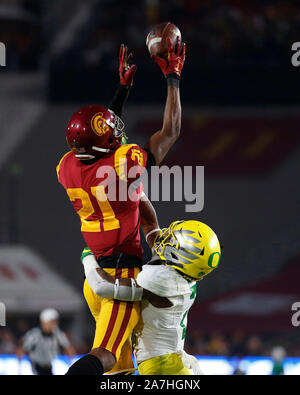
(271, 346), (286, 362)
(40, 308), (59, 323)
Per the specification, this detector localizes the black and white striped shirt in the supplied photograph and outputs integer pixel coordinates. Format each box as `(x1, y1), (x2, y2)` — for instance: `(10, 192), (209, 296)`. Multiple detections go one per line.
(23, 327), (70, 367)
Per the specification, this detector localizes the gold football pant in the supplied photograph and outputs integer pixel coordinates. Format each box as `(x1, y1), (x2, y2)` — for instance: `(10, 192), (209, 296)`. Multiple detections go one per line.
(83, 267), (140, 374)
(138, 353), (192, 375)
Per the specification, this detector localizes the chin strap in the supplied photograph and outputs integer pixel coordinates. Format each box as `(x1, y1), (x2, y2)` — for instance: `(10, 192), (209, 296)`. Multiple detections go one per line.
(92, 146), (111, 153)
(75, 154), (96, 160)
(76, 146), (111, 160)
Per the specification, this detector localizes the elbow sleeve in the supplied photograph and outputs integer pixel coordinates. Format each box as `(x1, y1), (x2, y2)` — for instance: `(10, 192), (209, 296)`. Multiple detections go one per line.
(86, 268), (116, 298)
(108, 85), (130, 117)
(83, 254), (115, 298)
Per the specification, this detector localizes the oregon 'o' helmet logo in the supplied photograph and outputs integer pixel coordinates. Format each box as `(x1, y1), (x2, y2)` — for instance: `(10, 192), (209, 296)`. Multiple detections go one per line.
(91, 112), (110, 136)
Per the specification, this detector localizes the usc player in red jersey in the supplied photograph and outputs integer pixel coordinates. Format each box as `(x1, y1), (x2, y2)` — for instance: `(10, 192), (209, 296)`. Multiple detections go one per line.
(57, 39), (186, 375)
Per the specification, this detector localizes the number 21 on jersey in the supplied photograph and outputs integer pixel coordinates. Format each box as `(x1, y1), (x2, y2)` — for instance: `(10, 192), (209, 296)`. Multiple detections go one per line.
(67, 186), (120, 232)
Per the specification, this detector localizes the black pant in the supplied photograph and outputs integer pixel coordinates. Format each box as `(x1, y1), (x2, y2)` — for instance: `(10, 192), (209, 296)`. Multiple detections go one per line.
(31, 362), (53, 375)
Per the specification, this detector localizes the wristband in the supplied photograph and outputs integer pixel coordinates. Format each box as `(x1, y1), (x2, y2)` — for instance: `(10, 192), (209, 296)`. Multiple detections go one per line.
(140, 191), (147, 201)
(145, 228), (161, 242)
(113, 278), (143, 301)
(130, 278), (137, 301)
(166, 76), (180, 88)
(109, 84), (131, 117)
(114, 278), (120, 299)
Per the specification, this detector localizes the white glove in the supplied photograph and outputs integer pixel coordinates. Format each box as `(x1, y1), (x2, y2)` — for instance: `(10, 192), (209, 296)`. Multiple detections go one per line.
(180, 350), (204, 375)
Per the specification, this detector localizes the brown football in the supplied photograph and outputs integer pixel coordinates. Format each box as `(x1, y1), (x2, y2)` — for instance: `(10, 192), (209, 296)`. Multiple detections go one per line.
(146, 22), (181, 59)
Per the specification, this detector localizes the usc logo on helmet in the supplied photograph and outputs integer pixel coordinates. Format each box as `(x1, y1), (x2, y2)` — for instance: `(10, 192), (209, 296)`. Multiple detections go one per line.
(131, 149), (144, 166)
(91, 112), (110, 136)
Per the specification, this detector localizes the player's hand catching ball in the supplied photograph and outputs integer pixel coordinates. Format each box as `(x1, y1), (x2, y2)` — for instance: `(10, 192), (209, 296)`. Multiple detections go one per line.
(119, 44), (137, 87)
(151, 37), (186, 80)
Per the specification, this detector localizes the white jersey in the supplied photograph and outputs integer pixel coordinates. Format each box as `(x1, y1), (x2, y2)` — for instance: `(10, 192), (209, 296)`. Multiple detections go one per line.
(133, 263), (197, 364)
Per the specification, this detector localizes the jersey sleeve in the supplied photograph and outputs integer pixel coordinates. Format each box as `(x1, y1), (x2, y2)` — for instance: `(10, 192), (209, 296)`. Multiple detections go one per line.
(56, 151), (72, 186)
(137, 264), (191, 297)
(114, 144), (148, 184)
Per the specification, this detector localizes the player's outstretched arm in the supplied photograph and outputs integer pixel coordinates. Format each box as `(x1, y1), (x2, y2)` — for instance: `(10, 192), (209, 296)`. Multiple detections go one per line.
(144, 37), (186, 165)
(108, 44), (137, 117)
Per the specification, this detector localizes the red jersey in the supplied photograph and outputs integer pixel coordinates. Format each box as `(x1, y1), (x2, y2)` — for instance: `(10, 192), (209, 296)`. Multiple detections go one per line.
(56, 144), (148, 259)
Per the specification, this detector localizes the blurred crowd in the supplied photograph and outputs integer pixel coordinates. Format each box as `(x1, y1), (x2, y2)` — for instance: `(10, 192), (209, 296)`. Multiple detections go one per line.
(53, 0), (299, 71)
(1, 317), (300, 359)
(0, 317), (90, 356)
(185, 328), (300, 358)
(0, 0), (41, 70)
(1, 0), (300, 71)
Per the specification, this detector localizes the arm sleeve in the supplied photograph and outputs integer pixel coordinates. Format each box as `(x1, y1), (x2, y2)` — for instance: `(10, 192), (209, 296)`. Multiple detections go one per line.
(108, 84), (131, 117)
(83, 254), (143, 301)
(86, 268), (142, 301)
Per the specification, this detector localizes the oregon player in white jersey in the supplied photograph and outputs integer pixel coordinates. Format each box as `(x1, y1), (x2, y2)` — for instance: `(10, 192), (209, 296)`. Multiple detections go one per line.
(81, 220), (221, 375)
(132, 258), (198, 375)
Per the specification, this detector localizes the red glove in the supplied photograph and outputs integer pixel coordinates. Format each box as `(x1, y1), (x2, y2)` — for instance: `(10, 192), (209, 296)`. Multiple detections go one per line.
(119, 44), (137, 86)
(151, 37), (186, 79)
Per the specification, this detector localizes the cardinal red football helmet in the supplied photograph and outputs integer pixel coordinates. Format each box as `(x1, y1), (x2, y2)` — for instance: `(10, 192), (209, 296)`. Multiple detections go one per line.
(66, 105), (127, 160)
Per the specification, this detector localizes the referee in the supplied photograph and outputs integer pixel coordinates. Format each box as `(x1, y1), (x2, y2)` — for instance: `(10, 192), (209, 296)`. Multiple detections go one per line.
(22, 308), (75, 375)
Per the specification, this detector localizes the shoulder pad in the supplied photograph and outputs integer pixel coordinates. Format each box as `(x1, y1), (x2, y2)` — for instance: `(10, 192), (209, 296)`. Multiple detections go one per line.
(114, 144), (146, 182)
(56, 151), (73, 180)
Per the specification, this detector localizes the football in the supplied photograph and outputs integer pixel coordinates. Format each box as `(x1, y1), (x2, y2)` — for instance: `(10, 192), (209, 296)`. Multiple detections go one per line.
(146, 22), (181, 59)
